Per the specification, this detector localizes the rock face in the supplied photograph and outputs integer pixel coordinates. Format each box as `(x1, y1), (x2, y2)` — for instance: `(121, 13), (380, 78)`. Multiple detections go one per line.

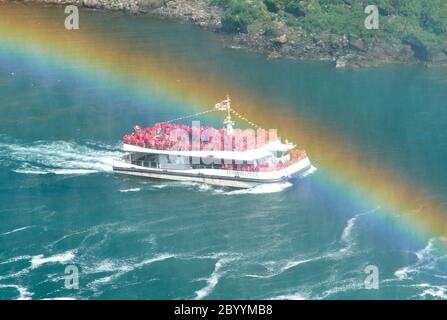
(349, 39), (366, 52)
(432, 49), (447, 64)
(148, 0), (222, 29)
(15, 0), (142, 13)
(19, 0), (222, 27)
(15, 0), (447, 68)
(274, 34), (288, 45)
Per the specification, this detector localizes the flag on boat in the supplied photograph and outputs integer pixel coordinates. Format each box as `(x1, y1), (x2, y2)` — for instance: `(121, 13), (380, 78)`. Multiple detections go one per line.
(214, 99), (230, 111)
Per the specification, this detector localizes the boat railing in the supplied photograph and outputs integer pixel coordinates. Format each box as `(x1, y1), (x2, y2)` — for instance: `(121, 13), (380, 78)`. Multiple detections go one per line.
(131, 160), (160, 169)
(130, 160), (193, 170)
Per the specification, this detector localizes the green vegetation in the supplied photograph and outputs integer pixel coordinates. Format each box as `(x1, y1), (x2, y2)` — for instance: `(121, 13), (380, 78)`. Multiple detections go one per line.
(211, 0), (270, 32)
(211, 0), (446, 51)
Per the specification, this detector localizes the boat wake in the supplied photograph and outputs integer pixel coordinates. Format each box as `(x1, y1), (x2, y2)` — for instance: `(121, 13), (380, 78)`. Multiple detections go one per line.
(0, 136), (122, 176)
(216, 182), (293, 195)
(211, 166), (316, 195)
(158, 181), (293, 195)
(300, 165), (318, 177)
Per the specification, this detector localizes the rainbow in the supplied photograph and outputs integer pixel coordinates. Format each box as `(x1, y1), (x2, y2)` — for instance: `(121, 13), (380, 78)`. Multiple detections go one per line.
(1, 3), (446, 243)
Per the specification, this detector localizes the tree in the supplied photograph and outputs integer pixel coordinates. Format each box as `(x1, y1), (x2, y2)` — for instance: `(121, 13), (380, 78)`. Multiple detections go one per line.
(420, 0), (447, 34)
(285, 0), (306, 17)
(263, 0), (283, 13)
(220, 1), (258, 33)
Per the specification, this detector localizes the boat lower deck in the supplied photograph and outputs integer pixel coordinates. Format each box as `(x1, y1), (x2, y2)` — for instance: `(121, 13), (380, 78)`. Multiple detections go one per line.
(113, 157), (311, 189)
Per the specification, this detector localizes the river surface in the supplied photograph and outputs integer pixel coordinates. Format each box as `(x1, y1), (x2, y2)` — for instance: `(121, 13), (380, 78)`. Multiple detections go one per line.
(0, 3), (447, 299)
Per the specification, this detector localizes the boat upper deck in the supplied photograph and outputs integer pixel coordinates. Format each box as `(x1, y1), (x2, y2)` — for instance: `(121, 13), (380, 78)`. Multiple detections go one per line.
(123, 143), (278, 161)
(122, 123), (296, 161)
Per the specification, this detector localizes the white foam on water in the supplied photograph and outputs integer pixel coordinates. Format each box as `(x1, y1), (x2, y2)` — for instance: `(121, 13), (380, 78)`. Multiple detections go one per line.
(245, 208), (380, 280)
(152, 184), (168, 189)
(189, 253), (241, 300)
(15, 168), (98, 175)
(281, 258), (319, 272)
(220, 182), (293, 195)
(48, 169), (98, 175)
(246, 256), (320, 279)
(0, 138), (122, 176)
(328, 206), (382, 259)
(89, 274), (118, 288)
(394, 266), (416, 281)
(179, 182), (219, 193)
(194, 257), (232, 300)
(0, 226), (34, 236)
(419, 285), (447, 300)
(341, 217), (358, 243)
(300, 165), (318, 177)
(0, 284), (33, 300)
(0, 257), (38, 281)
(0, 255), (33, 265)
(119, 188), (141, 193)
(341, 207), (380, 243)
(13, 169), (49, 175)
(315, 279), (363, 300)
(391, 283), (447, 300)
(140, 179), (294, 195)
(87, 254), (174, 290)
(134, 254), (175, 269)
(243, 207), (378, 281)
(415, 238), (436, 260)
(178, 181), (200, 188)
(268, 293), (308, 300)
(169, 180), (293, 195)
(88, 259), (131, 273)
(30, 250), (76, 269)
(393, 237), (447, 283)
(197, 184), (213, 192)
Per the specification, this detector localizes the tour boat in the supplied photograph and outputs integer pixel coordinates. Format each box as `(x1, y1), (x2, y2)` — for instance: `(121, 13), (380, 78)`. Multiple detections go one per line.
(113, 96), (312, 189)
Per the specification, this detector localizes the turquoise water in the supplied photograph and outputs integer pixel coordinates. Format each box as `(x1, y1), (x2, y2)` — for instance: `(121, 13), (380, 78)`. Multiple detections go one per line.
(1, 5), (447, 300)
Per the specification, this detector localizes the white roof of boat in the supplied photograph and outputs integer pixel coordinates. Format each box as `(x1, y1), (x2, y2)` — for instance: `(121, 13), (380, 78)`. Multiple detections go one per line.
(264, 139), (295, 152)
(123, 144), (274, 161)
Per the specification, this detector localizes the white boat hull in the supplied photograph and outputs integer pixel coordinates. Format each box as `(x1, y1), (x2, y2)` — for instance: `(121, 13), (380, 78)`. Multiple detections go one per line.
(113, 157), (312, 189)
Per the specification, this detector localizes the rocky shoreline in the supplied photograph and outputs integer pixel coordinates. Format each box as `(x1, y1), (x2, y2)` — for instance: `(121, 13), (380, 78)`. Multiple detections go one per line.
(13, 0), (447, 68)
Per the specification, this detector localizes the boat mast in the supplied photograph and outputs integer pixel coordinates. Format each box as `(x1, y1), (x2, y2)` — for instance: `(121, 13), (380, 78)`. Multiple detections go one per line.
(223, 94), (235, 135)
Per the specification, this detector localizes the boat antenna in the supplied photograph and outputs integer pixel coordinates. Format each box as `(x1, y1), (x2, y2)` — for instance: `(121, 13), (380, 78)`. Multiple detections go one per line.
(223, 94), (235, 134)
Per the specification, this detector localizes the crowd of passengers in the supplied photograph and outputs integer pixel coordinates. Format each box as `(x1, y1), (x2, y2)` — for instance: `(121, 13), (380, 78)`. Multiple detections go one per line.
(221, 149), (307, 172)
(123, 124), (307, 172)
(123, 123), (277, 152)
